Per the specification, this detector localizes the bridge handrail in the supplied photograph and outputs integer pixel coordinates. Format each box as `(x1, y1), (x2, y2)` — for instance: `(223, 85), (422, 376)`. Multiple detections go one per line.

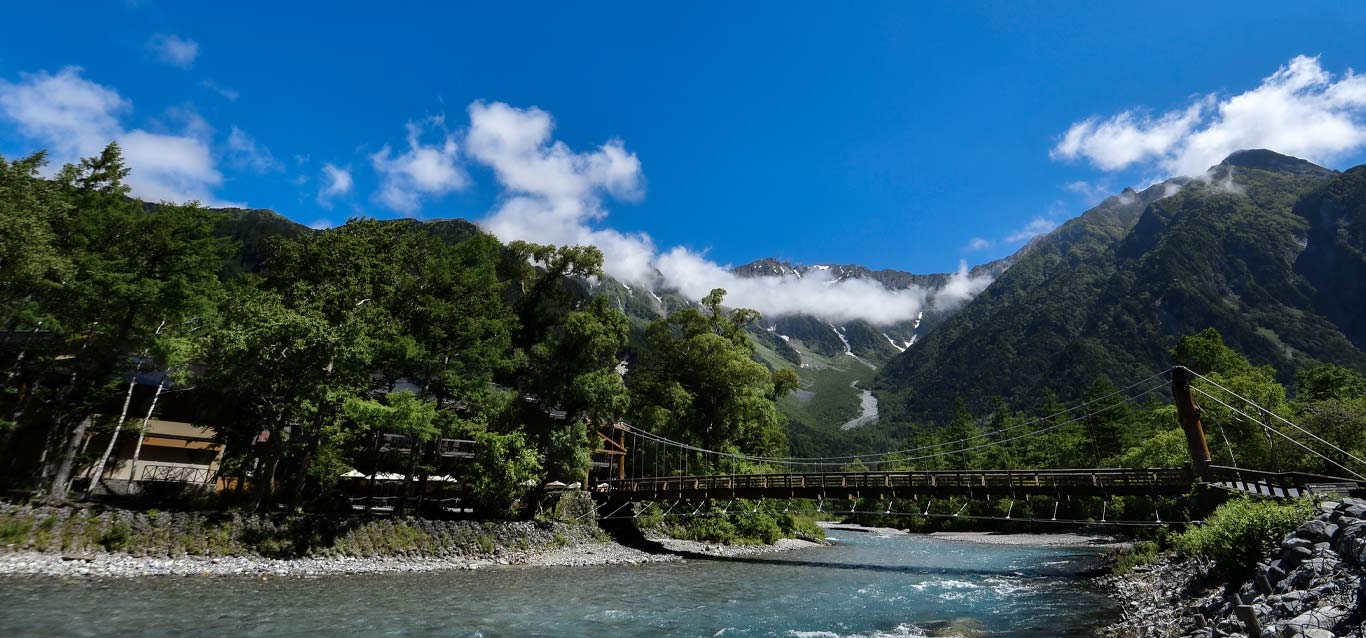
(604, 467), (1192, 493)
(1208, 464), (1362, 487)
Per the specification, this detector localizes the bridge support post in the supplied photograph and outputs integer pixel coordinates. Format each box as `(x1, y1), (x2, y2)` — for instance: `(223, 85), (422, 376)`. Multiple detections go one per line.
(1172, 367), (1215, 482)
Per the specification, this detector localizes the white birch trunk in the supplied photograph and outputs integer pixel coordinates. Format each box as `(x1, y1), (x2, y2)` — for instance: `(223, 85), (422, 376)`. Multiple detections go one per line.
(86, 320), (164, 496)
(127, 375), (167, 483)
(83, 377), (138, 496)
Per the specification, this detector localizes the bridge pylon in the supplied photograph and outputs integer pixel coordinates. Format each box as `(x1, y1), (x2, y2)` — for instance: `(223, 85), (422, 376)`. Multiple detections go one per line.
(1172, 366), (1215, 482)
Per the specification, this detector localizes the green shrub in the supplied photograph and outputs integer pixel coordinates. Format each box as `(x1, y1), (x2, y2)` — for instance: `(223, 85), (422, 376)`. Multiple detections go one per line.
(633, 503), (664, 530)
(1112, 541), (1161, 574)
(675, 514), (739, 544)
(99, 524), (133, 552)
(0, 514), (33, 545)
(777, 513), (825, 542)
(1174, 497), (1315, 576)
(733, 513), (782, 545)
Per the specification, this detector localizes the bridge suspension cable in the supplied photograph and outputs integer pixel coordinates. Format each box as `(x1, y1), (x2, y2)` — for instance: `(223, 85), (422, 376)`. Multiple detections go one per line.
(1182, 367), (1366, 477)
(640, 366), (1176, 465)
(1184, 384), (1366, 481)
(619, 372), (1173, 471)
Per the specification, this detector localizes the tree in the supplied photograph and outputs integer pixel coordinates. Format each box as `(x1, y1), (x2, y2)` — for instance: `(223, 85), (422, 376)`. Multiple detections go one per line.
(1297, 364), (1366, 402)
(0, 151), (71, 329)
(45, 145), (232, 500)
(460, 428), (542, 517)
(629, 288), (792, 458)
(1083, 375), (1129, 464)
(343, 392), (438, 516)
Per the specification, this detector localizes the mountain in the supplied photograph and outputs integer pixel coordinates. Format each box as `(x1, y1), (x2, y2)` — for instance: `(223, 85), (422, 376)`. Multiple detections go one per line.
(208, 208), (481, 275)
(875, 150), (1366, 425)
(729, 257), (1013, 365)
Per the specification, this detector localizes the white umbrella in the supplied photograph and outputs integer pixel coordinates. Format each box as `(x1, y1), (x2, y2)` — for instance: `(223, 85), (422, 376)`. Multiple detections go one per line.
(340, 469), (366, 479)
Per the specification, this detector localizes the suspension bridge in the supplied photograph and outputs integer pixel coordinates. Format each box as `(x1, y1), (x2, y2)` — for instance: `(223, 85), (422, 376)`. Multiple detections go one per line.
(584, 366), (1366, 527)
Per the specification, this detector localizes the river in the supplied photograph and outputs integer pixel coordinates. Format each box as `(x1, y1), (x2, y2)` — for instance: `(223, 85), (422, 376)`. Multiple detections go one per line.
(0, 528), (1117, 637)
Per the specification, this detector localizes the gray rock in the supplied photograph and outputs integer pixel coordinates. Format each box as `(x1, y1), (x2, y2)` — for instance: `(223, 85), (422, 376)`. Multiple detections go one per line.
(1296, 520), (1333, 544)
(1284, 538), (1316, 553)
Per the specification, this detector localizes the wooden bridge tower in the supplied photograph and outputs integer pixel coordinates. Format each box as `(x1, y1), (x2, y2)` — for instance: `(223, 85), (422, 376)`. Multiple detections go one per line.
(1172, 366), (1215, 482)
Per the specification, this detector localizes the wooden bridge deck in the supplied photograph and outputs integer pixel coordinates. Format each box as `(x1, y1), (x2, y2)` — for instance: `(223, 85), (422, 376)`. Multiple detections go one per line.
(600, 467), (1197, 500)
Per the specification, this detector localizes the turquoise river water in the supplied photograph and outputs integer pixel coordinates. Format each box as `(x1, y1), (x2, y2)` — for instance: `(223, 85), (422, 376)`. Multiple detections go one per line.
(0, 528), (1118, 637)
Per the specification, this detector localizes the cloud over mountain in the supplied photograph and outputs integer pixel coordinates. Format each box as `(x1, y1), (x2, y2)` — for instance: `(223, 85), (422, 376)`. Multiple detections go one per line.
(1053, 55), (1366, 177)
(457, 102), (991, 323)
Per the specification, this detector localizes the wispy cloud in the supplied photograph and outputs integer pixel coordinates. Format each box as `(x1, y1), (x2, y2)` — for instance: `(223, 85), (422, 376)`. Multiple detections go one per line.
(227, 126), (282, 174)
(468, 101), (654, 284)
(451, 102), (988, 323)
(199, 79), (238, 101)
(147, 34), (199, 70)
(1004, 217), (1059, 243)
(1063, 179), (1112, 205)
(1053, 55), (1366, 177)
(964, 237), (994, 251)
(317, 163), (353, 208)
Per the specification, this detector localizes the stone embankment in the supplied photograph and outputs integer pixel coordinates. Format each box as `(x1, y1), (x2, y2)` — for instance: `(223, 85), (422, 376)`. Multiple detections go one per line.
(0, 501), (680, 577)
(1102, 498), (1366, 638)
(0, 499), (825, 578)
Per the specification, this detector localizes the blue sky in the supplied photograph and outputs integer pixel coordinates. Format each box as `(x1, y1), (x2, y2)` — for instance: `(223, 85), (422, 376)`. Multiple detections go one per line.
(4, 2), (1366, 317)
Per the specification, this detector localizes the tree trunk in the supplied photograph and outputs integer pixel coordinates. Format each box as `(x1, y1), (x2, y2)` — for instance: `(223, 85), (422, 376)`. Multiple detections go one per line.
(47, 414), (93, 502)
(127, 375), (167, 482)
(366, 431), (381, 513)
(252, 432), (281, 512)
(396, 440), (422, 517)
(286, 407), (328, 511)
(84, 378), (139, 497)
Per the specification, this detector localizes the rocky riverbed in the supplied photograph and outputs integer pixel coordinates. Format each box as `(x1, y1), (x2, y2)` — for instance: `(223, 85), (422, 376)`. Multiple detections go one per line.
(1100, 498), (1366, 638)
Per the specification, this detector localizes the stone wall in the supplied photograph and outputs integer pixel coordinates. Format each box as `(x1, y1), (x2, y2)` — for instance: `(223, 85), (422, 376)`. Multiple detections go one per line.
(0, 502), (602, 560)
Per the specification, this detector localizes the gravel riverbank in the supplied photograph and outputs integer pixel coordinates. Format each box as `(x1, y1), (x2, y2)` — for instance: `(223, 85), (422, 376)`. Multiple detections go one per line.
(0, 539), (680, 578)
(929, 530), (1132, 549)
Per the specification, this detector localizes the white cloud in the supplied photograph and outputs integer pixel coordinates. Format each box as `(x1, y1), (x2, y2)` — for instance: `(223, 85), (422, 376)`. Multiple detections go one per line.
(468, 101), (653, 282)
(200, 79), (238, 101)
(964, 237), (993, 251)
(227, 126), (282, 174)
(0, 66), (232, 205)
(935, 261), (994, 310)
(147, 34), (199, 69)
(317, 163), (353, 208)
(1053, 55), (1366, 177)
(370, 116), (467, 213)
(1004, 217), (1059, 243)
(655, 247), (931, 325)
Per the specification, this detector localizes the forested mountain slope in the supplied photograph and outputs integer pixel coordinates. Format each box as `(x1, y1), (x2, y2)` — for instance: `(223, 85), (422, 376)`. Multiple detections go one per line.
(876, 150), (1366, 424)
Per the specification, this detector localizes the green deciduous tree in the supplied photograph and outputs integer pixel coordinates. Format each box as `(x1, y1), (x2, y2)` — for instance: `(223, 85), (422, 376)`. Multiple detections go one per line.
(629, 288), (792, 458)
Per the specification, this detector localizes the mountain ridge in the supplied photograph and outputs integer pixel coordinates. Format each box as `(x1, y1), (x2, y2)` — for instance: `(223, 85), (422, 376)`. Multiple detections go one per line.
(874, 150), (1366, 425)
